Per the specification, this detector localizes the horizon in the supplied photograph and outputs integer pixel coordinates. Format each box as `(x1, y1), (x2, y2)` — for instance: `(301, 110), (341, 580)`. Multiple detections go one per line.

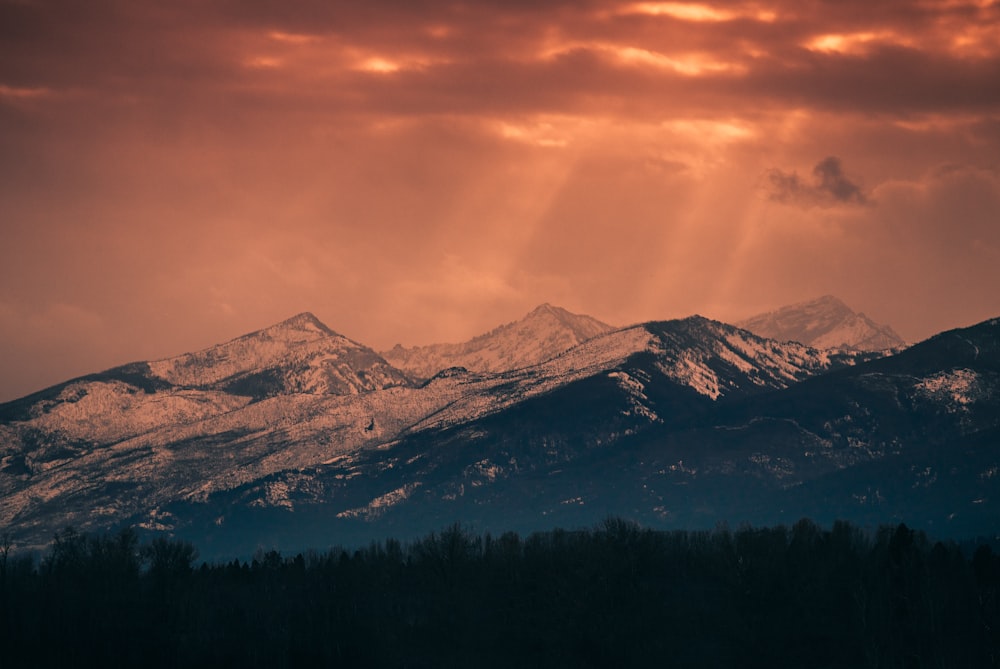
(0, 293), (985, 403)
(2, 0), (999, 402)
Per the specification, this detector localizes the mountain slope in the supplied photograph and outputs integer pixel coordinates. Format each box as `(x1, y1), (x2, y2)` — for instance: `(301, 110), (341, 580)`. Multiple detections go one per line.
(0, 313), (874, 549)
(381, 303), (614, 380)
(290, 317), (998, 546)
(0, 312), (413, 463)
(148, 318), (882, 552)
(737, 295), (905, 351)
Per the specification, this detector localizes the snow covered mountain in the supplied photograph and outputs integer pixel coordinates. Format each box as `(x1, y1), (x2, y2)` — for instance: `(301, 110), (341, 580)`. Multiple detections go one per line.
(0, 310), (871, 548)
(2, 306), (998, 557)
(0, 312), (412, 461)
(381, 303), (614, 380)
(737, 295), (905, 351)
(176, 316), (998, 553)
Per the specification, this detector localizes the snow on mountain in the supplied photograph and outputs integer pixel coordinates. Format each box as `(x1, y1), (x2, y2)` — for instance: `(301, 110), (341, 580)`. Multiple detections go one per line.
(381, 303), (614, 380)
(645, 316), (869, 400)
(148, 312), (412, 396)
(737, 295), (905, 351)
(373, 316), (869, 433)
(11, 381), (252, 452)
(0, 313), (413, 465)
(0, 308), (883, 546)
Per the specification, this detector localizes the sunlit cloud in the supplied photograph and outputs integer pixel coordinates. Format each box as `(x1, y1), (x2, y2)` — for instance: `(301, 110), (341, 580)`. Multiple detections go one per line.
(946, 24), (1000, 58)
(890, 114), (974, 133)
(805, 31), (916, 55)
(661, 119), (756, 143)
(537, 42), (745, 76)
(622, 2), (776, 22)
(626, 2), (734, 21)
(612, 46), (745, 75)
(357, 57), (401, 74)
(268, 31), (319, 45)
(349, 50), (449, 74)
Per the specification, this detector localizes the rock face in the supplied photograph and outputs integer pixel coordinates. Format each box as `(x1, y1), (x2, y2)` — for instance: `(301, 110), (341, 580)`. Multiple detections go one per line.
(2, 305), (998, 558)
(737, 295), (905, 351)
(381, 303), (614, 380)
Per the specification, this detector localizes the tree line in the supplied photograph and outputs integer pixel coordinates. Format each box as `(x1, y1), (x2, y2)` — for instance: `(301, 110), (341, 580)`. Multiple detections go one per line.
(1, 518), (998, 668)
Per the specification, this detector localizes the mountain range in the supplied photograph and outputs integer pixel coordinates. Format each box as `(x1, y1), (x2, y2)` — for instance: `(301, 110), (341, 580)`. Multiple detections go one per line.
(1, 297), (996, 557)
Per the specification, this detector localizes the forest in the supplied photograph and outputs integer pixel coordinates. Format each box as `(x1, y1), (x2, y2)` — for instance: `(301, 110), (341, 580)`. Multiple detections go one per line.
(1, 519), (998, 668)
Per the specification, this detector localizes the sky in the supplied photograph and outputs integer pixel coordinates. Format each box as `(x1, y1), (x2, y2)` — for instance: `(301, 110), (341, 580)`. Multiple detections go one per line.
(2, 0), (1000, 401)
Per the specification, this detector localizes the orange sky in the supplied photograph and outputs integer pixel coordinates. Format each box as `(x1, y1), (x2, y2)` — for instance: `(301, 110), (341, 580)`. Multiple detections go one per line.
(2, 0), (1000, 401)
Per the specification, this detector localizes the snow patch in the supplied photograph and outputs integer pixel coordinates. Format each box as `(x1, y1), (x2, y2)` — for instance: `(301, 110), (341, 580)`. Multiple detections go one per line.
(336, 483), (421, 520)
(658, 355), (722, 399)
(915, 369), (982, 409)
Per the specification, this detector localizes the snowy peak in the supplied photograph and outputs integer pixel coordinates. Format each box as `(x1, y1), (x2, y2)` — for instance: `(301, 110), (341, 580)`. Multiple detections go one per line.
(265, 312), (338, 341)
(523, 303), (613, 339)
(736, 295), (905, 352)
(146, 313), (410, 396)
(382, 304), (615, 380)
(477, 303), (613, 347)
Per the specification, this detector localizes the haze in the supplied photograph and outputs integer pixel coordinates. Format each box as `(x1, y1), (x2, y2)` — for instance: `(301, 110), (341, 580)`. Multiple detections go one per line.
(2, 0), (999, 402)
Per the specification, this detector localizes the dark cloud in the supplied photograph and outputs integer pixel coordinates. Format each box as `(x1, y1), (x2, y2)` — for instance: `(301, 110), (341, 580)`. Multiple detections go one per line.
(766, 156), (868, 207)
(813, 156), (866, 203)
(3, 0), (999, 118)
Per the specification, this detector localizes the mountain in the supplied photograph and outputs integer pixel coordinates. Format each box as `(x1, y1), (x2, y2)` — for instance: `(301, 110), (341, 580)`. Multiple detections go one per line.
(381, 303), (614, 380)
(737, 295), (905, 351)
(148, 311), (413, 397)
(258, 316), (996, 547)
(2, 307), (998, 558)
(0, 310), (881, 552)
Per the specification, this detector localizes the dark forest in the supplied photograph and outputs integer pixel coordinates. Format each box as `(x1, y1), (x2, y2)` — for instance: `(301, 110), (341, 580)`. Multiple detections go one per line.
(1, 519), (998, 668)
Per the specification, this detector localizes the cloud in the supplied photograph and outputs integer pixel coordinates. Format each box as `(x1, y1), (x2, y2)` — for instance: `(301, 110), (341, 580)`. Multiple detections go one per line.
(3, 0), (999, 121)
(812, 156), (866, 203)
(766, 156), (868, 207)
(1, 0), (999, 401)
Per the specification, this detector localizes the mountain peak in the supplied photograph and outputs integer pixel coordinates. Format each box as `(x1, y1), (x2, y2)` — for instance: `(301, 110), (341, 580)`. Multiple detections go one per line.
(812, 294), (849, 309)
(737, 295), (905, 351)
(266, 312), (337, 339)
(382, 304), (615, 379)
(143, 311), (409, 394)
(528, 302), (559, 315)
(524, 303), (599, 325)
(522, 303), (581, 325)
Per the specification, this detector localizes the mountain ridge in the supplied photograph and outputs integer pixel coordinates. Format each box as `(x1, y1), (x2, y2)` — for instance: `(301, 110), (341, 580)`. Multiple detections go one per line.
(2, 303), (997, 556)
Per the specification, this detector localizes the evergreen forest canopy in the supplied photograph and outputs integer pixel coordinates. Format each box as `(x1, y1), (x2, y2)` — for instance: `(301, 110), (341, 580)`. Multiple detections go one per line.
(1, 519), (999, 668)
